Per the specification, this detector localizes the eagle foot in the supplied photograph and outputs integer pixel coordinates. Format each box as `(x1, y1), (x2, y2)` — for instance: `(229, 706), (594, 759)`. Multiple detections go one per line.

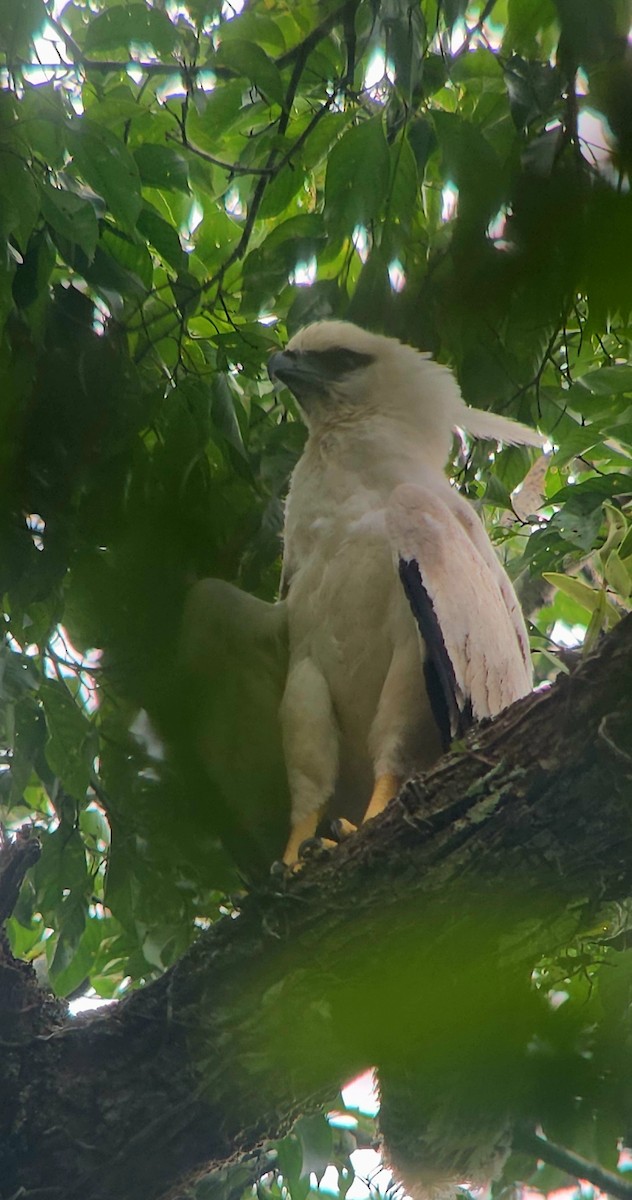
(329, 818), (357, 843)
(298, 835), (336, 861)
(269, 858), (291, 880)
(271, 836), (336, 877)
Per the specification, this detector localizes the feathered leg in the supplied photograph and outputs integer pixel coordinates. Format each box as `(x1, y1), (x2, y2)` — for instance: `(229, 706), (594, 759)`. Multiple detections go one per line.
(281, 656), (339, 866)
(363, 772), (401, 822)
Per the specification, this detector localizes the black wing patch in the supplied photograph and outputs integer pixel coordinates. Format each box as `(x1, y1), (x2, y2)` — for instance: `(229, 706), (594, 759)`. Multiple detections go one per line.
(399, 556), (473, 749)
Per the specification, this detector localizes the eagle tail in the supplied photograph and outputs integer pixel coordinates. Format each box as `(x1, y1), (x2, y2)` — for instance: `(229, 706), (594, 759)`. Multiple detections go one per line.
(458, 408), (546, 447)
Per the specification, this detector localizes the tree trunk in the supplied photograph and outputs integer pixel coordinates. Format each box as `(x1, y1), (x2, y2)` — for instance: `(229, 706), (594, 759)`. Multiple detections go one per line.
(2, 616), (632, 1200)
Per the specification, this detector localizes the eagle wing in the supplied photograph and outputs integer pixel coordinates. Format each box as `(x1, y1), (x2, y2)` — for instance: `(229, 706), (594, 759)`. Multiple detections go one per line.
(386, 483), (532, 750)
(178, 579), (291, 874)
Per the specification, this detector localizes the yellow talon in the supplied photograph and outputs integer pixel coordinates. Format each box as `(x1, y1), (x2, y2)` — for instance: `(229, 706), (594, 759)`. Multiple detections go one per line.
(282, 812), (321, 866)
(283, 777), (401, 866)
(331, 818), (357, 841)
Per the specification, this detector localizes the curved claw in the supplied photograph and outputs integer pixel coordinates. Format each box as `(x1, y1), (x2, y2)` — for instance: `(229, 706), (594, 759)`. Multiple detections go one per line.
(298, 835), (336, 860)
(272, 835), (337, 875)
(329, 818), (357, 843)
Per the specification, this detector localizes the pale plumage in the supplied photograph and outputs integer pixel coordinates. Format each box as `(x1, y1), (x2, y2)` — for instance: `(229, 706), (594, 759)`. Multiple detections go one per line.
(268, 320), (543, 864)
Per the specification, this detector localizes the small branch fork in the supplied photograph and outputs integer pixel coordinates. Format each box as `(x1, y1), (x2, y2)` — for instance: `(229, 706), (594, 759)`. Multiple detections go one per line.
(132, 0), (360, 354)
(22, 4), (351, 78)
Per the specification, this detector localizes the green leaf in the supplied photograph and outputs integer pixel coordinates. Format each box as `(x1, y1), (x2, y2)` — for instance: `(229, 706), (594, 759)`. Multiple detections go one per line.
(39, 181), (99, 262)
(218, 9), (287, 53)
(137, 203), (186, 270)
(388, 133), (419, 235)
(12, 228), (56, 310)
(441, 0), (468, 25)
(84, 5), (178, 56)
(84, 242), (148, 299)
(407, 117), (437, 175)
(42, 680), (94, 800)
(382, 1), (425, 100)
(578, 364), (632, 395)
(295, 1114), (334, 1184)
(101, 226), (154, 290)
(0, 146), (40, 248)
(324, 118), (390, 234)
(6, 915), (46, 961)
(258, 160), (308, 220)
(550, 500), (604, 551)
(299, 112), (350, 172)
(32, 825), (89, 920)
(286, 279), (345, 332)
(51, 911), (116, 997)
(211, 374), (248, 459)
(260, 213), (325, 254)
(505, 57), (561, 129)
(274, 1134), (307, 1200)
(133, 144), (190, 193)
(67, 121), (142, 231)
(483, 474), (513, 509)
(4, 689), (44, 806)
(504, 0), (557, 55)
(186, 81), (247, 148)
(549, 473), (631, 505)
(582, 583), (609, 653)
(213, 40), (285, 108)
(604, 548), (632, 599)
(433, 110), (504, 227)
(16, 84), (67, 167)
(347, 246), (392, 326)
(0, 0), (48, 58)
(192, 207), (242, 272)
(49, 893), (88, 994)
(171, 268), (200, 317)
(542, 573), (621, 627)
(620, 523), (632, 560)
(550, 422), (604, 468)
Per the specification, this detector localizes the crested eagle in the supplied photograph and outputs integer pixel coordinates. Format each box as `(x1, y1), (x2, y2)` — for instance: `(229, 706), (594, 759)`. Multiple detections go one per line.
(180, 320), (543, 871)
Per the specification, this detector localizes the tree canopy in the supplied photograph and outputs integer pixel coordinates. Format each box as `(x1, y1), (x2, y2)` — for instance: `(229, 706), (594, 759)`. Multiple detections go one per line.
(1, 1), (632, 1198)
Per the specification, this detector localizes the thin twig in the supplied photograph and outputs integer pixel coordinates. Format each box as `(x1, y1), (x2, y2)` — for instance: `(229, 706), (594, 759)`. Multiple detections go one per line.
(167, 134), (275, 176)
(131, 85), (341, 352)
(276, 4), (350, 69)
(455, 0), (498, 57)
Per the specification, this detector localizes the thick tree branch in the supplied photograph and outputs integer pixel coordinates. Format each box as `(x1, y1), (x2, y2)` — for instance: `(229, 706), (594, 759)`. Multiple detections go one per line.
(2, 616), (632, 1200)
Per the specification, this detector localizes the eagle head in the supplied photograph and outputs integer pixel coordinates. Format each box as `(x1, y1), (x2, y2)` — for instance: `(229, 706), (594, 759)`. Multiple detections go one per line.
(268, 320), (544, 458)
(267, 321), (469, 469)
(268, 321), (377, 417)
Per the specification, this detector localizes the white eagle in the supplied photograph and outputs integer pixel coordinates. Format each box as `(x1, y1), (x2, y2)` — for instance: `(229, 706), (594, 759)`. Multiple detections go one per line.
(181, 321), (543, 871)
(268, 321), (543, 865)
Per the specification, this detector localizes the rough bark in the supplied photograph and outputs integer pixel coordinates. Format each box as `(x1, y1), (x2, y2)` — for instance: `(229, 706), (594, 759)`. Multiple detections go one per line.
(1, 615), (632, 1200)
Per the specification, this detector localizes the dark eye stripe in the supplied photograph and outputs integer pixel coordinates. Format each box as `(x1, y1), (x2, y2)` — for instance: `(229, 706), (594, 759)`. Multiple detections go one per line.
(306, 348), (374, 377)
(267, 344), (374, 403)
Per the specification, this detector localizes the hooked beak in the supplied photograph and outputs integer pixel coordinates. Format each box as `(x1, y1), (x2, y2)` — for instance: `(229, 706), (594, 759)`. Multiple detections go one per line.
(268, 345), (374, 405)
(267, 350), (329, 403)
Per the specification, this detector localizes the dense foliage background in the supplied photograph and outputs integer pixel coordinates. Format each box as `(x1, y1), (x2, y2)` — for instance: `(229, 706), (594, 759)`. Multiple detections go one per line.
(1, 0), (632, 1195)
